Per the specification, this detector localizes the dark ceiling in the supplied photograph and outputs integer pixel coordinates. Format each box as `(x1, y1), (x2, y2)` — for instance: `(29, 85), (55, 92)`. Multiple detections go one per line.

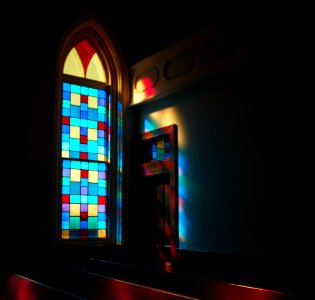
(3, 4), (294, 66)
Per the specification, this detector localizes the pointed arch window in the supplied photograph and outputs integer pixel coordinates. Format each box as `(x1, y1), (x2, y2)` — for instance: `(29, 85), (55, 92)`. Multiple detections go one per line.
(55, 19), (128, 244)
(63, 40), (107, 83)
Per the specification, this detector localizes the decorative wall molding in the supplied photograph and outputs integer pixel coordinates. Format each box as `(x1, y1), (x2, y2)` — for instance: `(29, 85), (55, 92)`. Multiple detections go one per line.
(130, 17), (279, 106)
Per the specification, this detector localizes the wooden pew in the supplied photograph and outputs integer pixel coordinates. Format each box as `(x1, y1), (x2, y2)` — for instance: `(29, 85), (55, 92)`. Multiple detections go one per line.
(2, 270), (297, 300)
(1, 274), (84, 300)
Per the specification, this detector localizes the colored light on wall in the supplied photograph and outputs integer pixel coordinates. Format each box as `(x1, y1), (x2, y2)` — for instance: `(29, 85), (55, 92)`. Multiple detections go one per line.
(144, 107), (186, 148)
(116, 101), (123, 244)
(178, 153), (189, 243)
(61, 159), (107, 239)
(151, 138), (170, 160)
(144, 108), (189, 245)
(133, 77), (156, 104)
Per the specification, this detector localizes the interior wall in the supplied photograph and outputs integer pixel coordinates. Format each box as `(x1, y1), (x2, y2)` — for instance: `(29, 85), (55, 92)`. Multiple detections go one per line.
(1, 7), (300, 272)
(132, 50), (298, 257)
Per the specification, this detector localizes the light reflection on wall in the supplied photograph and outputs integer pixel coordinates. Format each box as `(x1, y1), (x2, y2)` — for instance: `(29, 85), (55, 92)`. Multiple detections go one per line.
(116, 101), (123, 244)
(133, 77), (156, 104)
(178, 153), (188, 243)
(144, 107), (189, 246)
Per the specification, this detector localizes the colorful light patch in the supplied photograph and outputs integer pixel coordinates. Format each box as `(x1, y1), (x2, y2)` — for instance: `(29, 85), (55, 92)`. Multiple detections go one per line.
(151, 138), (170, 160)
(61, 159), (107, 239)
(116, 101), (123, 244)
(61, 82), (110, 162)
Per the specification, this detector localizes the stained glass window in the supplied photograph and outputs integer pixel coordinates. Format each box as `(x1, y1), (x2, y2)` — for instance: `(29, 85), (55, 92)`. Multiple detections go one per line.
(60, 82), (110, 239)
(61, 82), (110, 162)
(61, 159), (107, 239)
(59, 39), (110, 240)
(63, 40), (106, 83)
(56, 19), (127, 244)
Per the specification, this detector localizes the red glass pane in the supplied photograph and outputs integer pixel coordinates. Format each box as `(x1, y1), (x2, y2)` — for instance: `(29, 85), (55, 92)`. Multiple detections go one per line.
(98, 196), (106, 204)
(75, 40), (95, 75)
(62, 116), (70, 124)
(80, 136), (88, 144)
(80, 152), (88, 160)
(80, 229), (88, 239)
(81, 170), (88, 178)
(80, 212), (88, 220)
(81, 95), (88, 103)
(98, 121), (105, 130)
(62, 195), (70, 203)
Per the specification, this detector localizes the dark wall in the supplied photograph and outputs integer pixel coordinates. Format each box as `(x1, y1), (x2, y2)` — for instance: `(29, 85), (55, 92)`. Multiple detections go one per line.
(127, 31), (302, 294)
(2, 16), (59, 270)
(133, 49), (298, 257)
(0, 3), (247, 254)
(1, 5), (302, 295)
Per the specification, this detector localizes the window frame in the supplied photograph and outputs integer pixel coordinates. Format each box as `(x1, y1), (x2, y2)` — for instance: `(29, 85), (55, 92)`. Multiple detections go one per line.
(53, 17), (129, 246)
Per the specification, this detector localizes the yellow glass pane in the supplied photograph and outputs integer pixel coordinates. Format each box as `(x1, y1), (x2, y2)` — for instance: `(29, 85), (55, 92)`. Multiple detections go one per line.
(98, 229), (106, 238)
(88, 204), (98, 216)
(88, 128), (97, 141)
(70, 126), (80, 138)
(70, 204), (80, 216)
(62, 150), (69, 158)
(70, 169), (81, 182)
(70, 93), (81, 105)
(86, 53), (106, 83)
(88, 170), (98, 183)
(63, 48), (84, 78)
(88, 96), (98, 109)
(62, 230), (70, 239)
(97, 154), (106, 161)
